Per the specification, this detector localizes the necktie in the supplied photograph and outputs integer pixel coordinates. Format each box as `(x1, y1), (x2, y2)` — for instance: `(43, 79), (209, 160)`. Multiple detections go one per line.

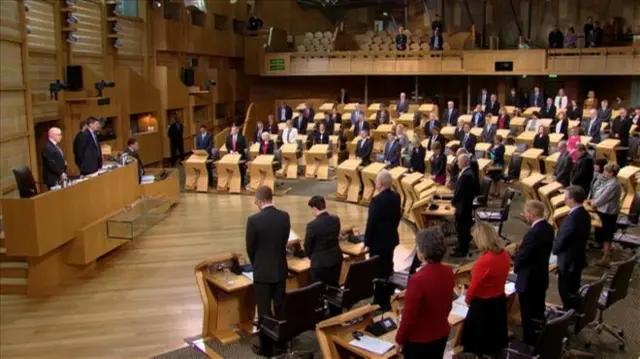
(589, 120), (595, 134)
(281, 108), (285, 119)
(262, 142), (267, 154)
(464, 134), (468, 145)
(233, 136), (237, 151)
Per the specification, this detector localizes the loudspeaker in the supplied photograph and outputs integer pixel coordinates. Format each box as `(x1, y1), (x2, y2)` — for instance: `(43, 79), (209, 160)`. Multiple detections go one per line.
(66, 65), (83, 91)
(181, 67), (195, 87)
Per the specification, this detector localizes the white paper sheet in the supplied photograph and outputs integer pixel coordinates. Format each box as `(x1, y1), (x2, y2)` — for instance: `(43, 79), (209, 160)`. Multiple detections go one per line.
(349, 335), (394, 355)
(242, 272), (254, 282)
(505, 282), (516, 295)
(450, 302), (469, 318)
(549, 254), (558, 265)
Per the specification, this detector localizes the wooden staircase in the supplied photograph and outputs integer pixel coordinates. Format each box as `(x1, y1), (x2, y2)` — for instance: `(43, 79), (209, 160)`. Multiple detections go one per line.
(0, 218), (28, 295)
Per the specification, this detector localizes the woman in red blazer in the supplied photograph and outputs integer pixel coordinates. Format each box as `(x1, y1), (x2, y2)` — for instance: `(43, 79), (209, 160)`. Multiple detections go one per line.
(396, 228), (454, 358)
(461, 222), (511, 357)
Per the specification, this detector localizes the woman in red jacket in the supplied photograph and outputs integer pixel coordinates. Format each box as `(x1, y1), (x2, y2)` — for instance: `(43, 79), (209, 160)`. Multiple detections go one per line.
(461, 222), (511, 357)
(395, 228), (454, 358)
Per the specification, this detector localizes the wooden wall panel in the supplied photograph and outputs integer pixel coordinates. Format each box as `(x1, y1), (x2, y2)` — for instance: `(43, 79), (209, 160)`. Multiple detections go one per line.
(74, 56), (105, 79)
(0, 92), (27, 138)
(0, 0), (21, 39)
(72, 0), (103, 55)
(0, 42), (25, 88)
(118, 57), (143, 78)
(118, 19), (144, 57)
(0, 138), (30, 190)
(29, 54), (59, 122)
(26, 0), (56, 52)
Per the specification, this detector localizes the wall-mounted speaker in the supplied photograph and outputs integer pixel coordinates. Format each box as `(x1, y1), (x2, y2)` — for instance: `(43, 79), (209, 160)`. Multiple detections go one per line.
(181, 67), (195, 87)
(66, 65), (83, 91)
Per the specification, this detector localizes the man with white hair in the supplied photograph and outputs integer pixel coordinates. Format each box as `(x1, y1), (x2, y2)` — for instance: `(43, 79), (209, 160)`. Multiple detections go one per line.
(444, 100), (458, 126)
(553, 140), (572, 187)
(451, 153), (475, 257)
(397, 92), (409, 114)
(584, 109), (602, 143)
(363, 170), (402, 310)
(42, 127), (67, 188)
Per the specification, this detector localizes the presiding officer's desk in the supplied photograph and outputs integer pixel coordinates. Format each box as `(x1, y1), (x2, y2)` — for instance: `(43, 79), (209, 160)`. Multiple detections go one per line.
(1, 164), (179, 296)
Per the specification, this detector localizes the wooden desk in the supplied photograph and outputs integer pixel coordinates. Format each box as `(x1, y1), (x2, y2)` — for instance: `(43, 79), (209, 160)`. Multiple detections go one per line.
(411, 197), (452, 230)
(248, 155), (275, 192)
(516, 131), (536, 148)
(395, 113), (414, 129)
(185, 150), (209, 192)
(523, 107), (540, 117)
(549, 133), (565, 148)
(329, 135), (340, 167)
(619, 165), (639, 216)
(441, 125), (456, 140)
(520, 173), (546, 201)
(373, 124), (394, 153)
(520, 148), (544, 180)
(470, 127), (482, 138)
(216, 154), (243, 193)
(475, 142), (492, 157)
(360, 163), (386, 206)
(458, 114), (472, 125)
(348, 137), (360, 159)
(285, 236), (311, 289)
(401, 172), (425, 220)
(319, 102), (335, 112)
(538, 181), (564, 218)
(553, 205), (602, 229)
(339, 240), (367, 285)
(477, 158), (492, 181)
(277, 143), (299, 179)
(388, 166), (408, 208)
(497, 129), (511, 139)
(544, 151), (561, 182)
(336, 159), (362, 203)
(595, 138), (620, 165)
(305, 144), (331, 180)
(140, 168), (181, 204)
(510, 117), (527, 133)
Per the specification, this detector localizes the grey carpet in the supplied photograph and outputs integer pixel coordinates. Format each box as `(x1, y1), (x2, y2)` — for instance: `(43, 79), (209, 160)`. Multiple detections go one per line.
(151, 346), (207, 359)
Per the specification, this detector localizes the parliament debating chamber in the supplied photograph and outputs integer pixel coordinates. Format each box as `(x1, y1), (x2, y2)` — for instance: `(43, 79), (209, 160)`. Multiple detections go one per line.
(1, 0), (640, 358)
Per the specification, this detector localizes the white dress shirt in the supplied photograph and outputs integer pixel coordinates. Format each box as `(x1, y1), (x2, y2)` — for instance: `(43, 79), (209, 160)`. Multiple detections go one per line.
(554, 95), (568, 109)
(282, 127), (298, 144)
(555, 120), (563, 134)
(526, 119), (540, 132)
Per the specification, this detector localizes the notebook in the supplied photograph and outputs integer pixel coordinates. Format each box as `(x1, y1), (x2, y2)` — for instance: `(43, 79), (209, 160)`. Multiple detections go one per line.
(349, 335), (395, 355)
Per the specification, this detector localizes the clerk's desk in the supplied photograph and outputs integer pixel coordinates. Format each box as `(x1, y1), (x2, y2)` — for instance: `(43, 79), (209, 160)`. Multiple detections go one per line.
(2, 164), (179, 296)
(248, 155), (275, 192)
(216, 153), (243, 193)
(185, 149), (210, 192)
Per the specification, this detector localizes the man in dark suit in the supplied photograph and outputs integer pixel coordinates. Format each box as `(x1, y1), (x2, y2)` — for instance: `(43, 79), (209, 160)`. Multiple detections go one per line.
(530, 86), (544, 107)
(584, 109), (602, 143)
(481, 114), (496, 143)
(42, 127), (67, 188)
(226, 124), (248, 185)
(553, 141), (573, 187)
(507, 88), (520, 107)
(515, 200), (554, 345)
(449, 148), (480, 192)
(354, 113), (370, 135)
(553, 186), (591, 311)
(429, 28), (444, 50)
(396, 92), (410, 114)
(478, 88), (489, 108)
(73, 122), (87, 170)
(350, 103), (365, 127)
(253, 121), (266, 144)
(167, 113), (184, 166)
(196, 125), (214, 186)
(451, 153), (475, 257)
(570, 143), (594, 195)
(460, 123), (477, 153)
(246, 186), (291, 356)
(337, 88), (349, 105)
(486, 94), (500, 116)
(75, 117), (103, 175)
(364, 171), (402, 310)
(304, 196), (343, 288)
(426, 126), (446, 150)
(293, 110), (309, 135)
(123, 138), (144, 183)
(356, 129), (373, 166)
(612, 108), (632, 166)
(597, 100), (612, 122)
(314, 122), (330, 145)
(383, 132), (401, 168)
(471, 105), (485, 127)
(303, 101), (315, 121)
(277, 102), (293, 122)
(540, 97), (557, 119)
(375, 104), (391, 126)
(444, 101), (458, 126)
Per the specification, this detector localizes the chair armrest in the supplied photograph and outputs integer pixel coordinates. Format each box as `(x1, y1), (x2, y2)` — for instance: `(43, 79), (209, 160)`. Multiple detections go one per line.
(504, 347), (534, 358)
(325, 284), (348, 294)
(260, 315), (286, 325)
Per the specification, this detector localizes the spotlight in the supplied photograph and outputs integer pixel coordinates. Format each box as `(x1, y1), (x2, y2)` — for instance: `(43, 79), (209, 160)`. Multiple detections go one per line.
(95, 80), (115, 97)
(49, 80), (69, 100)
(112, 39), (123, 49)
(67, 14), (79, 24)
(65, 0), (77, 5)
(66, 33), (79, 43)
(152, 0), (162, 9)
(112, 22), (122, 32)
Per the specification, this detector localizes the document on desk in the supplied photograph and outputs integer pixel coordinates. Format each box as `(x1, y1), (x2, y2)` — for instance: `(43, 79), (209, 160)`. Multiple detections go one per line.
(349, 335), (394, 355)
(242, 272), (254, 282)
(504, 282), (516, 296)
(450, 302), (469, 318)
(549, 254), (558, 266)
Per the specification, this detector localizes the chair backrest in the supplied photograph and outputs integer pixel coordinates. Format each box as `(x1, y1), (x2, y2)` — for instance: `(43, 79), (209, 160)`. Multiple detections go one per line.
(12, 166), (38, 198)
(278, 282), (325, 341)
(507, 155), (522, 179)
(476, 177), (492, 205)
(500, 199), (512, 221)
(605, 254), (638, 307)
(343, 255), (380, 309)
(575, 275), (607, 334)
(533, 309), (574, 359)
(408, 249), (421, 275)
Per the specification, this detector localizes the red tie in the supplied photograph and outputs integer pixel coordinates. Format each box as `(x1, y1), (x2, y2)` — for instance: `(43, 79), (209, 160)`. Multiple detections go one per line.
(262, 142), (268, 154)
(232, 136), (237, 151)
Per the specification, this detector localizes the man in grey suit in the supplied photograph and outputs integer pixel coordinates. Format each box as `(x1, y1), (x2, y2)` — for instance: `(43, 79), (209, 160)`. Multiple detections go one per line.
(383, 132), (401, 168)
(584, 109), (602, 143)
(350, 102), (364, 127)
(553, 141), (573, 187)
(396, 92), (410, 114)
(481, 114), (497, 143)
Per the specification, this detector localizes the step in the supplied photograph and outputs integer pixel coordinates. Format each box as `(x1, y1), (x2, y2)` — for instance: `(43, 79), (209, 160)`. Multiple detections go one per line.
(0, 277), (27, 295)
(0, 267), (27, 278)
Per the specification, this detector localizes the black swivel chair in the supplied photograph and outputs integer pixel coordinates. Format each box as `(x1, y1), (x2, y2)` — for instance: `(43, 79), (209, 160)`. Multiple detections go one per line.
(614, 212), (639, 252)
(259, 282), (325, 357)
(504, 154), (522, 183)
(13, 166), (39, 198)
(586, 254), (639, 350)
(324, 255), (379, 312)
(387, 250), (421, 290)
(502, 309), (575, 359)
(476, 191), (513, 242)
(473, 177), (493, 210)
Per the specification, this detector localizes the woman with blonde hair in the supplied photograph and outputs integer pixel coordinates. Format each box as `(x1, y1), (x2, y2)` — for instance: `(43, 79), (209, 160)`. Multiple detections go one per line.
(461, 222), (510, 357)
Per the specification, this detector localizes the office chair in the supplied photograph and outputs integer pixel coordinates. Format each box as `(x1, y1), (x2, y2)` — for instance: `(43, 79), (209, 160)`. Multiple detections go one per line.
(473, 177), (493, 211)
(476, 194), (512, 242)
(586, 254), (638, 350)
(259, 282), (325, 358)
(13, 166), (39, 198)
(387, 249), (421, 290)
(504, 154), (522, 183)
(614, 213), (639, 252)
(324, 255), (379, 312)
(502, 309), (574, 359)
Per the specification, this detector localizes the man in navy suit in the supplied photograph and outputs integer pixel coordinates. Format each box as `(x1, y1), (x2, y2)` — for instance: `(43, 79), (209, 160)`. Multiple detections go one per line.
(277, 102), (292, 122)
(350, 102), (365, 127)
(553, 186), (591, 311)
(584, 109), (602, 143)
(75, 117), (103, 175)
(460, 123), (477, 153)
(293, 109), (309, 134)
(486, 94), (500, 116)
(477, 88), (489, 108)
(451, 153), (475, 257)
(196, 125), (214, 186)
(444, 101), (458, 126)
(515, 200), (554, 345)
(530, 86), (544, 107)
(364, 170), (402, 310)
(471, 104), (485, 127)
(42, 127), (67, 188)
(383, 132), (401, 168)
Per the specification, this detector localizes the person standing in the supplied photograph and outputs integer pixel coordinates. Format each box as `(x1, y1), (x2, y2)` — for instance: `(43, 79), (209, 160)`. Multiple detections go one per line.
(167, 113), (184, 166)
(355, 129), (373, 166)
(246, 186), (291, 357)
(586, 164), (622, 267)
(195, 125), (214, 186)
(123, 138), (144, 183)
(570, 143), (595, 196)
(41, 127), (67, 188)
(363, 171), (402, 311)
(226, 124), (248, 186)
(451, 154), (475, 257)
(73, 122), (88, 170)
(553, 186), (591, 311)
(515, 200), (554, 345)
(75, 117), (103, 175)
(553, 141), (573, 187)
(304, 196), (343, 288)
(611, 107), (632, 167)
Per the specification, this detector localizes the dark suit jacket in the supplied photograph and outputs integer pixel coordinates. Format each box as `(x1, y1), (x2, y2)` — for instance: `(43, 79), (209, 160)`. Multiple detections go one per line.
(566, 106), (583, 120)
(584, 118), (602, 143)
(489, 144), (505, 166)
(541, 104), (557, 119)
(73, 131), (83, 169)
(554, 151), (573, 187)
(454, 127), (464, 141)
(424, 120), (439, 135)
(278, 106), (293, 122)
(364, 189), (401, 251)
(337, 93), (350, 104)
(314, 131), (330, 145)
(452, 168), (475, 215)
(514, 220), (554, 292)
(551, 118), (569, 139)
(123, 147), (143, 183)
(571, 153), (594, 194)
(75, 130), (103, 175)
(471, 111), (485, 127)
(506, 94), (520, 107)
(167, 122), (184, 143)
(444, 108), (458, 126)
(304, 212), (343, 268)
(42, 141), (67, 188)
(356, 138), (373, 165)
(246, 206), (291, 283)
(426, 134), (446, 151)
(477, 94), (490, 107)
(450, 157), (480, 193)
(396, 100), (410, 114)
(597, 108), (612, 122)
(530, 92), (544, 107)
(225, 133), (248, 160)
(486, 101), (500, 116)
(460, 132), (477, 152)
(195, 132), (213, 154)
(612, 116), (632, 146)
(293, 116), (309, 134)
(430, 152), (446, 178)
(258, 140), (274, 155)
(481, 124), (496, 143)
(354, 120), (370, 135)
(384, 140), (401, 167)
(264, 123), (279, 135)
(534, 134), (550, 156)
(553, 206), (591, 273)
(410, 145), (426, 173)
(429, 34), (443, 50)
(375, 110), (391, 126)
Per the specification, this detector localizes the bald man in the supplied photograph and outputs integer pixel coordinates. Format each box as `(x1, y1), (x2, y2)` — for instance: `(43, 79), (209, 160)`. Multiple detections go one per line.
(42, 127), (67, 188)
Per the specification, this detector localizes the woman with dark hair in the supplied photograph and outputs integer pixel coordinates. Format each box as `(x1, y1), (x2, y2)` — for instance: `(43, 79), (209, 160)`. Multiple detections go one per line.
(395, 228), (454, 359)
(566, 100), (583, 120)
(488, 135), (506, 197)
(430, 142), (447, 185)
(409, 136), (426, 174)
